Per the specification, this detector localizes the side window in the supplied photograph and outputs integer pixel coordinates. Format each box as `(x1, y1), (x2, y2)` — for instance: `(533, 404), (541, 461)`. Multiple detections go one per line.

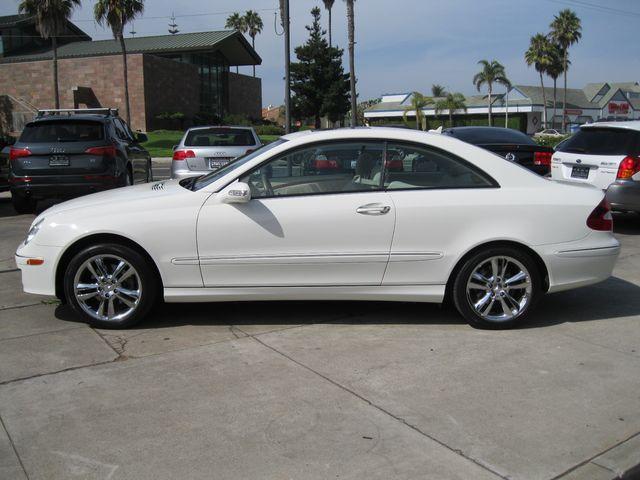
(113, 119), (131, 142)
(242, 141), (385, 198)
(383, 143), (494, 190)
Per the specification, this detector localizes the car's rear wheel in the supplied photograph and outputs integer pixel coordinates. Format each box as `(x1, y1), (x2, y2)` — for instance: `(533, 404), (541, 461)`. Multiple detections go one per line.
(11, 194), (36, 214)
(452, 247), (541, 329)
(63, 243), (158, 329)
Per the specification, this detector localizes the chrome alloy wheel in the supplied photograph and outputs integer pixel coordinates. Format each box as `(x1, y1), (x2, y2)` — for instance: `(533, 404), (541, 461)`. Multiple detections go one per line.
(73, 254), (142, 323)
(465, 256), (532, 322)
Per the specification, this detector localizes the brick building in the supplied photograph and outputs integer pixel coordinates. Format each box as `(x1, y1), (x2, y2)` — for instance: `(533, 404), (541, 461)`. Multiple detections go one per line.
(0, 14), (262, 132)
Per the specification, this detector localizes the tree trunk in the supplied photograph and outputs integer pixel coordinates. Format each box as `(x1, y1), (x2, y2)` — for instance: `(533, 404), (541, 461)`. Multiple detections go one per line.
(328, 7), (332, 47)
(252, 36), (256, 77)
(562, 50), (567, 133)
(347, 0), (357, 128)
(52, 36), (60, 109)
(315, 114), (321, 129)
(553, 77), (557, 129)
(449, 111), (453, 127)
(539, 71), (547, 129)
(119, 35), (131, 125)
(415, 109), (419, 130)
(488, 85), (492, 126)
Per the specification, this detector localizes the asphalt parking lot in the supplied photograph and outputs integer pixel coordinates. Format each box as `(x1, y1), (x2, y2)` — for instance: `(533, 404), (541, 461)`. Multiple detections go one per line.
(1, 178), (640, 479)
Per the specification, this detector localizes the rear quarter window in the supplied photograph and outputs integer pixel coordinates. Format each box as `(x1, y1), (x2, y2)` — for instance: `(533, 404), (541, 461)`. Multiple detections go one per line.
(20, 121), (104, 143)
(558, 128), (639, 155)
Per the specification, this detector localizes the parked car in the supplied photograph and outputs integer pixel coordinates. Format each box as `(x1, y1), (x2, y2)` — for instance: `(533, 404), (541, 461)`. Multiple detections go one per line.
(0, 144), (11, 193)
(441, 126), (554, 175)
(534, 128), (564, 138)
(551, 121), (640, 214)
(171, 126), (261, 180)
(16, 127), (619, 330)
(9, 108), (151, 213)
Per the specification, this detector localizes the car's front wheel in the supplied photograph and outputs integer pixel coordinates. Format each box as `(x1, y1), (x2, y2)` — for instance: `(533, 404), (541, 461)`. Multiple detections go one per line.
(63, 243), (158, 329)
(452, 247), (541, 329)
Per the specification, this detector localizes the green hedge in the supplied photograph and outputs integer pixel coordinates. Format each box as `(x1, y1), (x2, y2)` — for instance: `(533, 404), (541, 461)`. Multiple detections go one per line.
(534, 135), (570, 148)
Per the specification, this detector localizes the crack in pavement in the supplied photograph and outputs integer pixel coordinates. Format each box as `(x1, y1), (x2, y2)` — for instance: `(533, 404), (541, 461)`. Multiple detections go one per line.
(0, 413), (30, 480)
(243, 331), (509, 480)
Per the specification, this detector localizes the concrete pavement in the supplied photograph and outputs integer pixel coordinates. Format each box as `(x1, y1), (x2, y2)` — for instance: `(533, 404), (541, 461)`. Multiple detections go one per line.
(1, 191), (640, 479)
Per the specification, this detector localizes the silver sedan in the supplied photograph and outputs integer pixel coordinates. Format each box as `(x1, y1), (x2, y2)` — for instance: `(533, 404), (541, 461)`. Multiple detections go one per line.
(171, 126), (261, 180)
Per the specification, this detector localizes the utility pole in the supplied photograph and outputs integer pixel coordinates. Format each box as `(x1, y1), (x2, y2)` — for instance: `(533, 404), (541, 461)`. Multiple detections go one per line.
(284, 0), (291, 134)
(505, 86), (509, 128)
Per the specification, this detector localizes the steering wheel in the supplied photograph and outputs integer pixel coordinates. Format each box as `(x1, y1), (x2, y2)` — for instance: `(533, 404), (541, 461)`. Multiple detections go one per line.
(260, 169), (274, 196)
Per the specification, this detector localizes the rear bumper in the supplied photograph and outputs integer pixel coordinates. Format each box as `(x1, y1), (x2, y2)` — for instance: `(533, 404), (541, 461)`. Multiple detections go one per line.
(171, 168), (210, 181)
(606, 181), (640, 212)
(10, 174), (122, 200)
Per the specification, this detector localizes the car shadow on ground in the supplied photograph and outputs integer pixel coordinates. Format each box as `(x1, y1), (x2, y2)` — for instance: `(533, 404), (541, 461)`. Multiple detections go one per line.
(613, 212), (640, 235)
(0, 195), (60, 218)
(54, 276), (640, 331)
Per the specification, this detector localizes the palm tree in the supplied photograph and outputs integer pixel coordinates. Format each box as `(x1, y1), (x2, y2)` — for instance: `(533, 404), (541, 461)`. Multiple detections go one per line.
(431, 84), (447, 97)
(547, 43), (565, 129)
(525, 33), (552, 129)
(473, 59), (511, 127)
(244, 11), (263, 78)
(322, 0), (335, 46)
(344, 0), (357, 127)
(550, 9), (582, 132)
(403, 92), (433, 130)
(94, 0), (144, 125)
(435, 93), (467, 127)
(226, 12), (246, 73)
(18, 0), (81, 109)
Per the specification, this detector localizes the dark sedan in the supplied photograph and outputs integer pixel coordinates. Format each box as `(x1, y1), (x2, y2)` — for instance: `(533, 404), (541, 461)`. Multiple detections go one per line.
(442, 126), (553, 176)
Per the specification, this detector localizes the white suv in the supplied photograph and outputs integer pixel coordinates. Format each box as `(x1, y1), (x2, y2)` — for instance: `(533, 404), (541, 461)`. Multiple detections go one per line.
(551, 121), (640, 214)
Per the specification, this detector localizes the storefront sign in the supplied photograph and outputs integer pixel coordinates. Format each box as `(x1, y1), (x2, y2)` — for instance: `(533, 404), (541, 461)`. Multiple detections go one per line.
(608, 101), (630, 115)
(564, 109), (583, 115)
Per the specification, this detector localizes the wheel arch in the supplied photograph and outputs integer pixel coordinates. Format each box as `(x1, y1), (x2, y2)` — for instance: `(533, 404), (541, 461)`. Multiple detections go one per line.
(444, 240), (550, 302)
(55, 233), (163, 301)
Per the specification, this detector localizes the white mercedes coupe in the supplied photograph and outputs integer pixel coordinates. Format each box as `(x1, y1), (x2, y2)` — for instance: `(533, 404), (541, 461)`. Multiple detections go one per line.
(16, 128), (620, 329)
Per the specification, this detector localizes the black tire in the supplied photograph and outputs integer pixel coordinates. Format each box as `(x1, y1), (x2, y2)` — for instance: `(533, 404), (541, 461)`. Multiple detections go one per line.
(11, 194), (36, 214)
(452, 246), (541, 329)
(146, 160), (153, 182)
(63, 243), (158, 329)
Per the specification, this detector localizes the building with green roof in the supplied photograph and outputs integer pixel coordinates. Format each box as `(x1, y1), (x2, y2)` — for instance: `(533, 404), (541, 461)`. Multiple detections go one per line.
(0, 14), (262, 131)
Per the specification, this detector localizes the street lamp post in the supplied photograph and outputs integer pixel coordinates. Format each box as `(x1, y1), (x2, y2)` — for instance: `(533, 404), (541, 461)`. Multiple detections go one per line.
(284, 0), (291, 134)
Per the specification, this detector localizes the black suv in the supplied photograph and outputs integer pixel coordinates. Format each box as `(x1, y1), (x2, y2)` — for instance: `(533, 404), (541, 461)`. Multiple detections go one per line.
(9, 108), (152, 213)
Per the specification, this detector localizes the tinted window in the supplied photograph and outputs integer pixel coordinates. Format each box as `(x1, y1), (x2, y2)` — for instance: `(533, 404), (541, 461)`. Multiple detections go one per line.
(192, 140), (286, 191)
(185, 128), (256, 147)
(243, 141), (385, 198)
(557, 128), (639, 155)
(383, 143), (495, 190)
(20, 121), (104, 143)
(444, 128), (535, 145)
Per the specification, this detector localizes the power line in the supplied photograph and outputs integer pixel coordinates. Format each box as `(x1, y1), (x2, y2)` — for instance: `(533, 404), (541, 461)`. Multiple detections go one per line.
(543, 0), (640, 18)
(72, 8), (278, 23)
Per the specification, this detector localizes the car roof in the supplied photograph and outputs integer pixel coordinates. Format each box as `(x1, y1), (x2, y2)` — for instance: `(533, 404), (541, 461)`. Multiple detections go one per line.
(581, 120), (640, 132)
(443, 126), (512, 133)
(30, 114), (111, 123)
(187, 125), (255, 131)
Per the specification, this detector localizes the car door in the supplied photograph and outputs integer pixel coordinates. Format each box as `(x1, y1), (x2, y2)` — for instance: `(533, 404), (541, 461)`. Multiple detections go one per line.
(380, 141), (499, 286)
(115, 118), (147, 182)
(196, 140), (396, 287)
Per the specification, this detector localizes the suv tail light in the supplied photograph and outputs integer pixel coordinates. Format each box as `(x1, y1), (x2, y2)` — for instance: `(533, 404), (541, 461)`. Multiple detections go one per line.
(9, 147), (31, 161)
(616, 156), (640, 180)
(385, 159), (404, 171)
(85, 145), (116, 158)
(313, 158), (339, 169)
(173, 149), (195, 161)
(586, 198), (613, 231)
(534, 151), (553, 166)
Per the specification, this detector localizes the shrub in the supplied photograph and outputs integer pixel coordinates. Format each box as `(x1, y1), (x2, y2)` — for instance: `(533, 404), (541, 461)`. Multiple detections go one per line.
(254, 124), (284, 136)
(534, 135), (569, 148)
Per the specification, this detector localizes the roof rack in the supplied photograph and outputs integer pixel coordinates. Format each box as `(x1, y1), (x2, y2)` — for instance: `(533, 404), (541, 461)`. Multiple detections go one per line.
(36, 108), (119, 117)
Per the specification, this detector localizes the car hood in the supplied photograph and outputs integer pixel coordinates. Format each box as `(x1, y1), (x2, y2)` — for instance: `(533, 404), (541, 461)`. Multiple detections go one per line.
(36, 180), (190, 219)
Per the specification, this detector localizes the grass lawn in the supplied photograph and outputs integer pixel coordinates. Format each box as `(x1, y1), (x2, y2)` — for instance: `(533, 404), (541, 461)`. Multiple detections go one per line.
(144, 130), (281, 158)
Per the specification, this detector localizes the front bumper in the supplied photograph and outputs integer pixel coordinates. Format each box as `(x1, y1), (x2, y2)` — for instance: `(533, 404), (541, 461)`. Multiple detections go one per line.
(606, 181), (640, 213)
(15, 242), (63, 297)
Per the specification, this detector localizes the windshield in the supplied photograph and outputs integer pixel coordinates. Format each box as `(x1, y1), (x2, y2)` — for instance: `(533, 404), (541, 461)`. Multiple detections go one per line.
(191, 139), (286, 191)
(20, 120), (104, 143)
(185, 128), (257, 147)
(445, 128), (535, 145)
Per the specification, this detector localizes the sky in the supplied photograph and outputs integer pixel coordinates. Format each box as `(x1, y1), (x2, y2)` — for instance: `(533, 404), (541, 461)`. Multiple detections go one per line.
(3, 0), (640, 107)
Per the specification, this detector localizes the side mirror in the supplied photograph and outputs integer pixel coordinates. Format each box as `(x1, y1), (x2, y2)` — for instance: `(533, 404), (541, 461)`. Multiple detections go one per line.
(136, 132), (148, 143)
(219, 182), (251, 204)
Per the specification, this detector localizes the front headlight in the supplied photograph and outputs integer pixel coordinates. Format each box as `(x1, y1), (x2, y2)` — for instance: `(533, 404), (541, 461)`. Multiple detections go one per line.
(24, 218), (44, 246)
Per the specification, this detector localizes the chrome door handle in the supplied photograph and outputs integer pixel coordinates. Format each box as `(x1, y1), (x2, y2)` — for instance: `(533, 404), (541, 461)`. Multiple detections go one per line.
(356, 203), (391, 215)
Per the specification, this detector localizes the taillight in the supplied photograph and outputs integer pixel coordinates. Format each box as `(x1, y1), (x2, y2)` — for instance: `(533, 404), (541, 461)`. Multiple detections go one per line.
(534, 151), (553, 166)
(313, 159), (339, 169)
(173, 149), (195, 161)
(9, 147), (31, 161)
(85, 146), (116, 157)
(586, 198), (613, 231)
(616, 156), (640, 180)
(385, 159), (404, 171)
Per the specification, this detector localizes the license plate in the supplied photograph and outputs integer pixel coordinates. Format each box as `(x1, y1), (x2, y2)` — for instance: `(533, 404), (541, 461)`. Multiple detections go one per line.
(571, 165), (590, 179)
(49, 155), (70, 166)
(208, 158), (230, 169)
